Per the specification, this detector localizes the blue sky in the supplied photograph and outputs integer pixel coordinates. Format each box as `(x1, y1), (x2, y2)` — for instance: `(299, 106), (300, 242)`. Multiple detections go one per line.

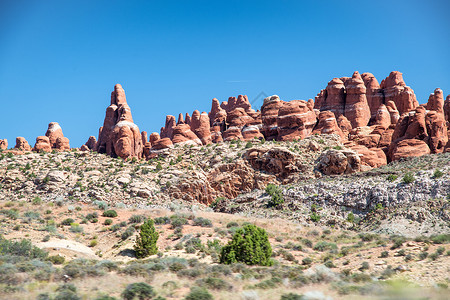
(1, 0), (449, 147)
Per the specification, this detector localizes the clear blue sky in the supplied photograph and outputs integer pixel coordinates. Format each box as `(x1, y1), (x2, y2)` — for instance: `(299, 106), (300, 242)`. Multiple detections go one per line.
(1, 0), (449, 147)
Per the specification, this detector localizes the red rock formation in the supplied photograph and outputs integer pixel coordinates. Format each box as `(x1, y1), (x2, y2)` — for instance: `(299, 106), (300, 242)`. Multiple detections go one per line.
(80, 145), (90, 151)
(261, 95), (284, 140)
(160, 115), (176, 139)
(373, 104), (391, 129)
(312, 111), (344, 139)
(171, 124), (202, 145)
(444, 95), (450, 124)
(336, 115), (352, 138)
(177, 113), (185, 125)
(14, 137), (31, 151)
(190, 111), (212, 145)
(141, 131), (148, 146)
(386, 101), (400, 125)
(425, 89), (448, 153)
(321, 78), (345, 117)
(185, 113), (191, 125)
(33, 136), (51, 152)
(242, 125), (264, 141)
(45, 122), (65, 149)
(209, 98), (227, 128)
(97, 84), (143, 159)
(390, 139), (430, 161)
(381, 71), (418, 115)
(55, 137), (70, 151)
(314, 89), (326, 110)
(277, 100), (317, 141)
(222, 126), (244, 141)
(350, 145), (387, 168)
(149, 132), (160, 145)
(151, 137), (173, 150)
(361, 72), (384, 120)
(344, 72), (371, 128)
(84, 136), (97, 150)
(0, 139), (7, 150)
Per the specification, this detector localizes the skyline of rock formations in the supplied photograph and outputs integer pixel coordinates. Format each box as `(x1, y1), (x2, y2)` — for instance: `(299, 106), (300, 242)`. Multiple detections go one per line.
(2, 71), (450, 168)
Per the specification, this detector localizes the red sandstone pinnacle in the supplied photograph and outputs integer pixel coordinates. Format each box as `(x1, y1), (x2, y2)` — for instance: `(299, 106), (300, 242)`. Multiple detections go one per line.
(277, 100), (317, 141)
(191, 111), (212, 145)
(427, 88), (445, 114)
(261, 95), (284, 140)
(314, 89), (326, 110)
(386, 101), (400, 125)
(0, 139), (8, 150)
(149, 132), (160, 145)
(242, 125), (264, 141)
(84, 136), (97, 150)
(373, 104), (391, 130)
(381, 71), (419, 115)
(33, 136), (51, 152)
(160, 115), (176, 139)
(344, 71), (371, 128)
(45, 122), (65, 149)
(361, 72), (384, 120)
(55, 137), (70, 151)
(177, 113), (185, 125)
(336, 115), (352, 138)
(97, 84), (143, 160)
(313, 111), (344, 139)
(14, 137), (31, 151)
(321, 78), (345, 117)
(141, 131), (148, 146)
(444, 95), (450, 124)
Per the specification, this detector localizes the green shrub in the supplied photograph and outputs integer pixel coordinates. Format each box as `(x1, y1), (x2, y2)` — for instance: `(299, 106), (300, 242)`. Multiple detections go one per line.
(0, 236), (48, 259)
(313, 241), (337, 252)
(154, 216), (170, 225)
(380, 251), (389, 258)
(220, 224), (273, 266)
(347, 212), (355, 223)
(310, 212), (321, 222)
(386, 174), (398, 182)
(281, 293), (303, 300)
(104, 219), (113, 226)
(402, 172), (415, 184)
(48, 255), (65, 265)
(431, 234), (450, 244)
(419, 251), (428, 260)
(196, 276), (232, 291)
(245, 141), (253, 148)
(32, 196), (42, 205)
(103, 210), (118, 218)
(61, 218), (75, 226)
(0, 209), (19, 220)
(265, 184), (284, 208)
(122, 226), (136, 240)
(302, 257), (313, 265)
(134, 219), (159, 258)
(129, 215), (146, 224)
(433, 169), (444, 178)
(193, 217), (213, 227)
(184, 286), (213, 300)
(121, 282), (155, 300)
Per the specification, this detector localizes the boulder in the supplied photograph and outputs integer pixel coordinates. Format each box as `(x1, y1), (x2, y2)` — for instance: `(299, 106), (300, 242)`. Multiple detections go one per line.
(344, 71), (371, 128)
(277, 100), (317, 141)
(55, 137), (70, 151)
(222, 126), (244, 141)
(14, 137), (31, 151)
(316, 149), (361, 175)
(151, 137), (173, 150)
(84, 136), (97, 150)
(45, 122), (65, 149)
(390, 139), (431, 161)
(312, 111), (344, 139)
(242, 125), (264, 141)
(351, 145), (387, 168)
(33, 136), (51, 152)
(149, 132), (160, 145)
(171, 123), (202, 145)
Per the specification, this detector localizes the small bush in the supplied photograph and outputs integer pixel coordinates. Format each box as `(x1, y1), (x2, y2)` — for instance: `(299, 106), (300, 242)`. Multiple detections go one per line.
(154, 216), (170, 225)
(32, 196), (42, 205)
(359, 261), (370, 271)
(129, 215), (146, 224)
(226, 221), (239, 228)
(121, 226), (135, 240)
(302, 257), (313, 265)
(310, 212), (321, 223)
(418, 251), (428, 260)
(121, 282), (155, 300)
(430, 234), (450, 244)
(265, 184), (284, 208)
(281, 293), (303, 300)
(220, 224), (272, 266)
(380, 251), (389, 258)
(48, 255), (65, 265)
(386, 174), (398, 182)
(104, 219), (113, 226)
(402, 172), (415, 184)
(433, 169), (444, 178)
(184, 286), (213, 300)
(193, 217), (213, 227)
(313, 241), (337, 252)
(103, 210), (118, 218)
(134, 219), (159, 258)
(61, 218), (75, 226)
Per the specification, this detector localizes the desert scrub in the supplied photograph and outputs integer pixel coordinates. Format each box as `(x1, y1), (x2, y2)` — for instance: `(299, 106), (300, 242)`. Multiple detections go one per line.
(134, 219), (159, 258)
(184, 286), (213, 300)
(402, 172), (415, 184)
(121, 282), (155, 300)
(265, 184), (284, 208)
(102, 210), (118, 218)
(193, 217), (213, 227)
(386, 174), (398, 182)
(220, 224), (273, 266)
(433, 169), (444, 178)
(313, 241), (337, 252)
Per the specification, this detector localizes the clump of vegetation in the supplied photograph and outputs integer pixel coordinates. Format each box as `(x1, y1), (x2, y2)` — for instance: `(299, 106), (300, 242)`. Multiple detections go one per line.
(433, 169), (444, 178)
(220, 224), (273, 266)
(386, 174), (398, 182)
(193, 217), (213, 227)
(102, 210), (118, 218)
(121, 282), (155, 300)
(265, 184), (284, 208)
(184, 286), (213, 300)
(402, 172), (415, 184)
(134, 219), (159, 258)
